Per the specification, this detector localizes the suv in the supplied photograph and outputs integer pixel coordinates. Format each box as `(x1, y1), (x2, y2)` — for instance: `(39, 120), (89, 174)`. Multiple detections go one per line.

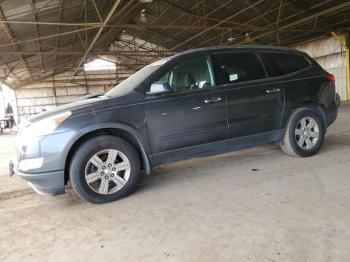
(10, 45), (338, 204)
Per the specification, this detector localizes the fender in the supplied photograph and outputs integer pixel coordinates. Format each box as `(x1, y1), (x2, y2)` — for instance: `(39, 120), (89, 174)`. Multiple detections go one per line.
(62, 122), (152, 176)
(281, 101), (327, 131)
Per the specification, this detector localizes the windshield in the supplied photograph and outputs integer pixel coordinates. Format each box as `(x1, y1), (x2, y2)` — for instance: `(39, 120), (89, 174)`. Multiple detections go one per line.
(105, 58), (170, 98)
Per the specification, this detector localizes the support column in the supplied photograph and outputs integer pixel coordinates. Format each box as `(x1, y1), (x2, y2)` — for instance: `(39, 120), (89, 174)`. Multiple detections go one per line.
(345, 33), (350, 101)
(53, 76), (57, 107)
(331, 32), (350, 101)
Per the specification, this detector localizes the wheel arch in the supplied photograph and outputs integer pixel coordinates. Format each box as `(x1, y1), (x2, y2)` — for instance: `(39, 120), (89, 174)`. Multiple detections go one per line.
(64, 124), (152, 184)
(282, 101), (327, 130)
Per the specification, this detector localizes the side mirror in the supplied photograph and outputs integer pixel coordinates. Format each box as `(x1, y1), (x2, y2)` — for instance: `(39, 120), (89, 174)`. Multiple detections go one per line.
(149, 82), (171, 95)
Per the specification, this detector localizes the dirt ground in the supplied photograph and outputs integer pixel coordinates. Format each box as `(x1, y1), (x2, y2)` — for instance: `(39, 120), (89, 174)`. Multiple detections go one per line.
(0, 104), (350, 262)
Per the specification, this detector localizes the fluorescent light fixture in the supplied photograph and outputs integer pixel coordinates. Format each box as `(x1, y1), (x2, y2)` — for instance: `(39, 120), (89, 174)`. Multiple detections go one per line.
(140, 9), (147, 23)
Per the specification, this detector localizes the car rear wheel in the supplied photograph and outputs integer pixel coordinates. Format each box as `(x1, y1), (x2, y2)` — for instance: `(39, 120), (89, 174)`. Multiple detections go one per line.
(69, 135), (140, 204)
(280, 108), (325, 157)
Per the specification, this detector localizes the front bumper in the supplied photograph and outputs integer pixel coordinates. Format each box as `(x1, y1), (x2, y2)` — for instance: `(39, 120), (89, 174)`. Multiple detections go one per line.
(11, 130), (79, 196)
(9, 162), (65, 196)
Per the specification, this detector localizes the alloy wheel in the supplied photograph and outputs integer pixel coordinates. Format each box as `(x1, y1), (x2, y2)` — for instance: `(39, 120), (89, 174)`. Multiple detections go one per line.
(294, 116), (320, 150)
(84, 149), (131, 194)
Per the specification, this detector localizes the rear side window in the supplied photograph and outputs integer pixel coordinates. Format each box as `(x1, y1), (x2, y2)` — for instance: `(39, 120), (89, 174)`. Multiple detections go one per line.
(214, 53), (266, 84)
(259, 52), (311, 77)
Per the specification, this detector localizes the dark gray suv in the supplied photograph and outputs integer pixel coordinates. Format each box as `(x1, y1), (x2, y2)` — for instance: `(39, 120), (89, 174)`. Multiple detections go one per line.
(10, 45), (338, 203)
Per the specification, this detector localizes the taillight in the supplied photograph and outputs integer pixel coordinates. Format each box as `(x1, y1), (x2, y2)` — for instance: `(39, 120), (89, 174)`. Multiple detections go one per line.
(326, 72), (335, 83)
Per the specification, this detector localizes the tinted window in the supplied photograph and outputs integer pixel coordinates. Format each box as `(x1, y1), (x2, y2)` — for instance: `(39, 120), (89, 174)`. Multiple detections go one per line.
(214, 53), (266, 84)
(259, 53), (310, 77)
(154, 56), (215, 93)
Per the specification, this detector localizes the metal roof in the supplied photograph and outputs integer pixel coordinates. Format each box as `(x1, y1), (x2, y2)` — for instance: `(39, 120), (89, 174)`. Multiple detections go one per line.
(0, 0), (350, 88)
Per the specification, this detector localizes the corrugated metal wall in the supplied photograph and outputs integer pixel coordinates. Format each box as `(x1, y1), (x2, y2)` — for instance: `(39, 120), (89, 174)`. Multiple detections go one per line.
(15, 68), (122, 121)
(295, 35), (348, 100)
(0, 88), (4, 118)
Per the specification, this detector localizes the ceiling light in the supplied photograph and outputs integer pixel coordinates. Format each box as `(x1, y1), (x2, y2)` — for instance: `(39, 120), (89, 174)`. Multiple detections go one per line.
(227, 29), (236, 42)
(139, 0), (153, 3)
(140, 9), (147, 23)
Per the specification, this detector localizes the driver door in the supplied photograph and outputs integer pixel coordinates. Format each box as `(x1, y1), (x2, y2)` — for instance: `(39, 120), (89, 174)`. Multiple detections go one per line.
(144, 55), (228, 158)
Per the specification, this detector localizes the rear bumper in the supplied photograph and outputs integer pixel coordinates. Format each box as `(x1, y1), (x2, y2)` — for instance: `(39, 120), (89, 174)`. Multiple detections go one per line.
(12, 164), (65, 196)
(326, 109), (338, 127)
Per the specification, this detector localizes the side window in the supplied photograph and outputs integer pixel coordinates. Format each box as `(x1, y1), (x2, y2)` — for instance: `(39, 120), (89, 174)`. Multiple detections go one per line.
(214, 53), (266, 84)
(259, 53), (311, 77)
(154, 56), (215, 93)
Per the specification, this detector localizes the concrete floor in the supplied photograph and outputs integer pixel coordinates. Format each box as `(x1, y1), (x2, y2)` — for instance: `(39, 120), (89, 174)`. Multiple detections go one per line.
(0, 104), (350, 262)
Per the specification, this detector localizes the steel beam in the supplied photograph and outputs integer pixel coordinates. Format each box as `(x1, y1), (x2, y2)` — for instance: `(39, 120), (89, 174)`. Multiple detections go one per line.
(0, 20), (100, 27)
(161, 0), (216, 46)
(0, 7), (33, 79)
(240, 1), (350, 45)
(0, 26), (99, 49)
(70, 0), (123, 78)
(92, 0), (137, 50)
(0, 50), (174, 56)
(54, 0), (64, 73)
(30, 0), (44, 71)
(0, 20), (264, 31)
(169, 0), (265, 51)
(91, 0), (103, 22)
(63, 1), (92, 73)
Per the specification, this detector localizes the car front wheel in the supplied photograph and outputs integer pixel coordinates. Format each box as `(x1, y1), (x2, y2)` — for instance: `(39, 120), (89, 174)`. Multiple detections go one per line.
(69, 135), (140, 204)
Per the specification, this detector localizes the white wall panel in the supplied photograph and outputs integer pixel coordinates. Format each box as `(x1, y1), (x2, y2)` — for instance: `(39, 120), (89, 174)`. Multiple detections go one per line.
(295, 35), (348, 101)
(88, 86), (105, 93)
(296, 36), (345, 58)
(16, 88), (54, 98)
(15, 69), (117, 120)
(16, 97), (55, 107)
(0, 89), (4, 118)
(66, 87), (87, 96)
(328, 66), (347, 100)
(55, 95), (81, 105)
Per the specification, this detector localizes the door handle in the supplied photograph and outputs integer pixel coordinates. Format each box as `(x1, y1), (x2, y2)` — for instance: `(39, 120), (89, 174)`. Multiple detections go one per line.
(204, 97), (222, 103)
(266, 88), (281, 94)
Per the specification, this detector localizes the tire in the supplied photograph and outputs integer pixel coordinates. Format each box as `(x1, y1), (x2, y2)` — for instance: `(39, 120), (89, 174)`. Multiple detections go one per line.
(335, 92), (341, 107)
(69, 135), (141, 204)
(280, 107), (325, 157)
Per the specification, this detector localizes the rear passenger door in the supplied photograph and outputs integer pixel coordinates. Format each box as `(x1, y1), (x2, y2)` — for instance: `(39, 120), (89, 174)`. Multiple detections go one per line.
(258, 52), (315, 128)
(213, 52), (284, 138)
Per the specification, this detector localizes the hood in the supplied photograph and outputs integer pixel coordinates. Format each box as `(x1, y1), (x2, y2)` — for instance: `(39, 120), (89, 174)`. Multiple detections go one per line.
(28, 96), (109, 123)
(27, 89), (144, 124)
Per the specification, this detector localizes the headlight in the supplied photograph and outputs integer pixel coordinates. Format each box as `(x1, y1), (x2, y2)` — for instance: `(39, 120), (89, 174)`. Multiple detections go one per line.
(18, 118), (30, 130)
(22, 111), (72, 137)
(18, 157), (44, 171)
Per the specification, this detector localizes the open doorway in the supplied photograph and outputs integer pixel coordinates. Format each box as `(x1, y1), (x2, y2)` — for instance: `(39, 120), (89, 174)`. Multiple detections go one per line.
(0, 84), (18, 133)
